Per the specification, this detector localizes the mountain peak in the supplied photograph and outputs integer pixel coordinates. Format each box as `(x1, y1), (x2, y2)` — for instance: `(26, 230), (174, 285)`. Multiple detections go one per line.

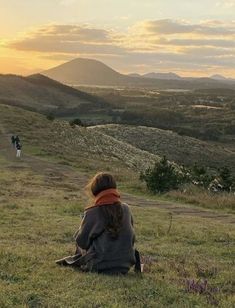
(143, 72), (182, 80)
(43, 57), (123, 85)
(42, 57), (235, 88)
(210, 74), (227, 80)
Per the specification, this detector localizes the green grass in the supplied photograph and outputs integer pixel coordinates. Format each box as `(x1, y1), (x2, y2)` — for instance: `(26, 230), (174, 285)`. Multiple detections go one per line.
(0, 152), (234, 307)
(0, 103), (235, 307)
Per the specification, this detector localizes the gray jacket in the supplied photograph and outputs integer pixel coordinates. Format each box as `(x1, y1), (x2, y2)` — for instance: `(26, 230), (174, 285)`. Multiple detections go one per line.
(74, 203), (136, 273)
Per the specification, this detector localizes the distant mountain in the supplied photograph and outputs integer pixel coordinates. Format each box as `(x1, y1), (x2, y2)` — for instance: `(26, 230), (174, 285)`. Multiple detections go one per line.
(128, 73), (141, 78)
(210, 74), (227, 81)
(0, 73), (107, 113)
(143, 72), (182, 80)
(42, 58), (235, 89)
(43, 58), (127, 86)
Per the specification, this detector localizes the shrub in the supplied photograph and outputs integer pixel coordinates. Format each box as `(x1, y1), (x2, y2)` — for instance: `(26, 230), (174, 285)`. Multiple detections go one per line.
(219, 167), (234, 192)
(189, 163), (213, 188)
(69, 118), (84, 127)
(140, 156), (186, 193)
(141, 158), (235, 194)
(46, 113), (55, 121)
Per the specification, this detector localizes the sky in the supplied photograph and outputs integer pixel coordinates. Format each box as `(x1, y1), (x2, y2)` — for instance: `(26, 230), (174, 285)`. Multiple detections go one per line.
(0, 0), (235, 77)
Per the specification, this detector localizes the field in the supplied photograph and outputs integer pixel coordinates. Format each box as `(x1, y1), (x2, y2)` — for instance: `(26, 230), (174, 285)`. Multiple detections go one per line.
(0, 104), (235, 307)
(74, 86), (235, 146)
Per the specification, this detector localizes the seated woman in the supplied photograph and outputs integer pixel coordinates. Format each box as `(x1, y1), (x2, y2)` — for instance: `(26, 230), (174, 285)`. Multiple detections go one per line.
(56, 172), (138, 274)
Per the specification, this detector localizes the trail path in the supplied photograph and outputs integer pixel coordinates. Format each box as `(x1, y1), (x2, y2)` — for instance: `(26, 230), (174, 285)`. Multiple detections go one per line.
(0, 125), (234, 224)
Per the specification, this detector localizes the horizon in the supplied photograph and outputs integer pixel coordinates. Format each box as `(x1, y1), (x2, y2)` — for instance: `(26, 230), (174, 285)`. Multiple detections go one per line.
(0, 0), (235, 78)
(1, 56), (234, 79)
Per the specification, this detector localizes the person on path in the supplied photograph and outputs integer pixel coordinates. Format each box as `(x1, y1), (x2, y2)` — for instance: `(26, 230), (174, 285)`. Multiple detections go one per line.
(16, 142), (22, 158)
(11, 135), (16, 148)
(56, 172), (139, 274)
(15, 135), (20, 146)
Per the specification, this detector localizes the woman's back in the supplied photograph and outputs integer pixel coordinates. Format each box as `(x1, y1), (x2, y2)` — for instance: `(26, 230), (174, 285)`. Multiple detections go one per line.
(56, 172), (137, 274)
(75, 203), (136, 273)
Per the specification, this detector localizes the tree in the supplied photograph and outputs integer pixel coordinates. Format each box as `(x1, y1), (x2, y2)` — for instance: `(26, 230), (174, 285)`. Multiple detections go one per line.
(219, 167), (234, 192)
(46, 113), (55, 121)
(190, 163), (212, 188)
(140, 156), (185, 193)
(69, 118), (84, 127)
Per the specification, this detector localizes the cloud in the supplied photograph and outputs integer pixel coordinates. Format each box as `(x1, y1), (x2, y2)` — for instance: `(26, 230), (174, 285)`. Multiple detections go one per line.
(216, 0), (235, 8)
(18, 24), (112, 43)
(6, 24), (125, 55)
(132, 19), (235, 36)
(4, 20), (235, 74)
(153, 38), (235, 48)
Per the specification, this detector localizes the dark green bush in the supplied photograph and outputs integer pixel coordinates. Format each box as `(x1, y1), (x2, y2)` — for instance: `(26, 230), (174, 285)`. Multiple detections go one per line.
(140, 156), (186, 193)
(219, 167), (234, 192)
(69, 118), (84, 127)
(189, 163), (213, 188)
(141, 158), (234, 194)
(46, 113), (55, 121)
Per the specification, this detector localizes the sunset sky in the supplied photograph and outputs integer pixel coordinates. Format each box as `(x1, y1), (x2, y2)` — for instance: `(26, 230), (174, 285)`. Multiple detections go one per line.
(0, 0), (235, 77)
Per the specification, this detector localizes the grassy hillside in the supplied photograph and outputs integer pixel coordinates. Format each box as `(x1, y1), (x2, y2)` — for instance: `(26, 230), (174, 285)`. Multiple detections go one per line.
(91, 124), (235, 173)
(0, 107), (234, 307)
(0, 104), (158, 173)
(0, 74), (107, 114)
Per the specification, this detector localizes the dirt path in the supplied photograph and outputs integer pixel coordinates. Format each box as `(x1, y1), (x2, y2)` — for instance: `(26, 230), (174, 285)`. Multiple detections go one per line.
(0, 126), (234, 224)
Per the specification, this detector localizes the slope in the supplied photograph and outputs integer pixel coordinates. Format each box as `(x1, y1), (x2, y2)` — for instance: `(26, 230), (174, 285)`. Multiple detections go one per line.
(0, 106), (234, 308)
(0, 73), (107, 113)
(0, 104), (158, 172)
(90, 124), (235, 172)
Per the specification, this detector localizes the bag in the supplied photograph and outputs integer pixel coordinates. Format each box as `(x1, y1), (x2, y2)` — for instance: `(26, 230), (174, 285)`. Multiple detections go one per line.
(134, 249), (142, 273)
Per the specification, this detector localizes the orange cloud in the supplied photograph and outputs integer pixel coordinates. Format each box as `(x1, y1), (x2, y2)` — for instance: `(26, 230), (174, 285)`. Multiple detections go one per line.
(2, 20), (235, 77)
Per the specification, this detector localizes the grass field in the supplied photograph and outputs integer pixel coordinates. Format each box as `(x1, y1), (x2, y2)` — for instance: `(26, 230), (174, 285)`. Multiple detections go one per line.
(0, 117), (235, 307)
(0, 103), (235, 307)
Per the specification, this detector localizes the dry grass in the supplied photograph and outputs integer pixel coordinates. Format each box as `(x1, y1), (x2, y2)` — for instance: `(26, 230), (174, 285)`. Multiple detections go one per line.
(166, 185), (235, 212)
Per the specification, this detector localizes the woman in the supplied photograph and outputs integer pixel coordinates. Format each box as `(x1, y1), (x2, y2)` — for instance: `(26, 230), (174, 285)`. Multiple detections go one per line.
(16, 142), (22, 158)
(56, 172), (138, 274)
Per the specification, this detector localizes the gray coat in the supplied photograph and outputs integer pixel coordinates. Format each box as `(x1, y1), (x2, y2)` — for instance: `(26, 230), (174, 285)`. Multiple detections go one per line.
(56, 203), (136, 274)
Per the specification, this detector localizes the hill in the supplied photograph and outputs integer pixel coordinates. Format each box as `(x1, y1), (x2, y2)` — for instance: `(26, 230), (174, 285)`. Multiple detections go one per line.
(91, 124), (235, 173)
(0, 103), (234, 307)
(43, 58), (235, 89)
(0, 73), (107, 113)
(143, 72), (181, 80)
(43, 58), (128, 86)
(0, 104), (158, 172)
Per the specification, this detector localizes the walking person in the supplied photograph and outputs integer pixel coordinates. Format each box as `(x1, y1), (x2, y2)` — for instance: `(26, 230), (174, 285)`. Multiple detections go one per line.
(16, 142), (22, 158)
(11, 135), (16, 148)
(56, 172), (139, 274)
(15, 135), (20, 147)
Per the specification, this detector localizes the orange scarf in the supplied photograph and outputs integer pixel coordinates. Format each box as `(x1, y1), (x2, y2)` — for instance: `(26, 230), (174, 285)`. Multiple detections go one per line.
(85, 188), (121, 210)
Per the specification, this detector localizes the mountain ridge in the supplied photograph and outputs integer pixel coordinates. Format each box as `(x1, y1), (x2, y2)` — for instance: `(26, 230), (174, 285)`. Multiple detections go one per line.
(42, 58), (235, 89)
(0, 73), (108, 113)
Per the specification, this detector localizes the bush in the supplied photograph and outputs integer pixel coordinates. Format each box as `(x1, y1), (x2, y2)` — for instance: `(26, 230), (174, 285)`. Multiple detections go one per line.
(189, 163), (213, 188)
(140, 156), (186, 193)
(219, 167), (234, 192)
(46, 113), (55, 121)
(141, 157), (235, 194)
(69, 118), (84, 127)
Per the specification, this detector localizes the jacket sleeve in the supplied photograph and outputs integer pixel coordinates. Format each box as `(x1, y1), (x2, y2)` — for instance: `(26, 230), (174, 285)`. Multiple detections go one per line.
(73, 209), (104, 250)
